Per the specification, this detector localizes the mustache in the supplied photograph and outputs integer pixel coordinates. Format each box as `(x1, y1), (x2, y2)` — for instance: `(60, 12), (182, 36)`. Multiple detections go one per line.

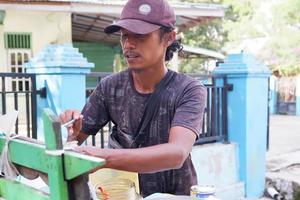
(123, 50), (141, 57)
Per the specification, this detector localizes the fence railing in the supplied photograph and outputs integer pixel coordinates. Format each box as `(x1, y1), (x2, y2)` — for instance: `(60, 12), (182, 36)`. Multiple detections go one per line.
(0, 72), (231, 147)
(190, 74), (232, 145)
(0, 73), (45, 139)
(86, 72), (232, 148)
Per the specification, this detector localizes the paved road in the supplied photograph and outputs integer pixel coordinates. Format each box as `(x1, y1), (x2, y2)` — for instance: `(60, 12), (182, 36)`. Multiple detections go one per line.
(267, 115), (300, 158)
(261, 114), (300, 200)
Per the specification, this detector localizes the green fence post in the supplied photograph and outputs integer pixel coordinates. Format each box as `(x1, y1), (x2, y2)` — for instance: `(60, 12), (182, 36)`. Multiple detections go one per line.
(43, 109), (68, 200)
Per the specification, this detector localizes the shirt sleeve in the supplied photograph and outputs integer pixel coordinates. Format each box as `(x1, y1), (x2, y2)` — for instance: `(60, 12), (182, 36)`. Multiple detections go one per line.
(171, 81), (207, 138)
(81, 80), (110, 135)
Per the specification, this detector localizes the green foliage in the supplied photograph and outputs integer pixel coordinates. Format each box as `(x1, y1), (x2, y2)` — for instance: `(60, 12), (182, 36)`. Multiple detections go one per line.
(177, 0), (227, 73)
(113, 53), (127, 72)
(180, 17), (226, 73)
(204, 0), (300, 76)
(177, 0), (262, 73)
(113, 0), (300, 76)
(275, 66), (300, 77)
(183, 18), (225, 50)
(179, 58), (206, 73)
(259, 0), (300, 76)
(221, 0), (300, 76)
(278, 0), (300, 25)
(222, 0), (265, 48)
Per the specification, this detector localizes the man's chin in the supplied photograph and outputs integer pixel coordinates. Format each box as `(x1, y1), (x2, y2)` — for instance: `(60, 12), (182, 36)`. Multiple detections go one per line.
(128, 65), (144, 73)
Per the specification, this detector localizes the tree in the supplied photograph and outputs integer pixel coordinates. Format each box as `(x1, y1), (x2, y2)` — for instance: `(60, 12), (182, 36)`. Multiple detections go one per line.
(259, 0), (300, 76)
(177, 0), (262, 73)
(175, 0), (227, 73)
(221, 0), (300, 76)
(116, 0), (300, 75)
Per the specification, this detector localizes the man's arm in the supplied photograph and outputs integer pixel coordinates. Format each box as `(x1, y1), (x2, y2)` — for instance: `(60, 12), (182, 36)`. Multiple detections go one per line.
(75, 126), (196, 173)
(71, 131), (89, 145)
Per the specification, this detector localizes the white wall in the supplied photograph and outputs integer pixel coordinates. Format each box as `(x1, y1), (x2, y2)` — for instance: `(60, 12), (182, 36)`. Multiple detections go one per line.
(0, 24), (5, 71)
(0, 9), (72, 135)
(0, 9), (72, 72)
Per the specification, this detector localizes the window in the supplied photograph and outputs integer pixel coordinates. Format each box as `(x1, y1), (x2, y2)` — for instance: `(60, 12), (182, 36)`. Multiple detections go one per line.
(4, 33), (32, 49)
(5, 33), (32, 91)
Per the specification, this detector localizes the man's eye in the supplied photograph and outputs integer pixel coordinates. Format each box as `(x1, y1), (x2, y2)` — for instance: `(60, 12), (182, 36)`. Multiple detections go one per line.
(135, 34), (147, 40)
(120, 33), (147, 42)
(120, 36), (126, 42)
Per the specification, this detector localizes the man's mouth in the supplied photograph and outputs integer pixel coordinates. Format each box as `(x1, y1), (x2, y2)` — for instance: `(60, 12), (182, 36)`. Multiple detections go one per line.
(124, 52), (140, 60)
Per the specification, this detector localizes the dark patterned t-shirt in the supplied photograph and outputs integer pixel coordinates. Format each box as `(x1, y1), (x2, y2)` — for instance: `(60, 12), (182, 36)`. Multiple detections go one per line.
(81, 69), (207, 197)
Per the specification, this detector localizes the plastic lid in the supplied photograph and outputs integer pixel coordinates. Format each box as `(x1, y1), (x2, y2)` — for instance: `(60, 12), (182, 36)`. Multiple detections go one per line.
(191, 185), (216, 194)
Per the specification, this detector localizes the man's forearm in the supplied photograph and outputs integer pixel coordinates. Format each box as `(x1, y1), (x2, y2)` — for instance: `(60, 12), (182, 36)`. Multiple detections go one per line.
(79, 143), (188, 173)
(105, 144), (186, 173)
(75, 126), (196, 173)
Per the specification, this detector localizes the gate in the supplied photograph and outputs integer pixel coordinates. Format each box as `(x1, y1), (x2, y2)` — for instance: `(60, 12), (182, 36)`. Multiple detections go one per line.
(0, 73), (46, 138)
(276, 76), (297, 115)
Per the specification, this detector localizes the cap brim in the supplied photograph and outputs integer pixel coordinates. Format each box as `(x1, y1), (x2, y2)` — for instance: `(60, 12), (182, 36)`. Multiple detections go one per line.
(104, 19), (161, 34)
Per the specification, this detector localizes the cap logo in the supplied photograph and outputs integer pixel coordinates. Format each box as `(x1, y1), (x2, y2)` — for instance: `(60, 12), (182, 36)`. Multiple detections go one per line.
(138, 4), (151, 15)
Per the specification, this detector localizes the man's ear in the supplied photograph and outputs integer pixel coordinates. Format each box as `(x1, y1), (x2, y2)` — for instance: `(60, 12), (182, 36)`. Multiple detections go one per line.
(165, 31), (176, 46)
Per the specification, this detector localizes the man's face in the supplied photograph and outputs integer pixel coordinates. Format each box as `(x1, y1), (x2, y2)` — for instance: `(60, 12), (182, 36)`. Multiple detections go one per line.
(120, 28), (167, 71)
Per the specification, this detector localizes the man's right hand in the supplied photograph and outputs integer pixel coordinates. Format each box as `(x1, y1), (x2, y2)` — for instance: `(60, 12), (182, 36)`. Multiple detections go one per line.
(59, 109), (83, 142)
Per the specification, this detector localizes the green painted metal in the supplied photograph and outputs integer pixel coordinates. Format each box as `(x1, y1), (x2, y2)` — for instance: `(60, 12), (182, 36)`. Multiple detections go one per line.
(74, 42), (120, 89)
(0, 108), (106, 199)
(0, 10), (5, 25)
(43, 108), (69, 200)
(73, 42), (119, 73)
(0, 179), (50, 200)
(47, 155), (69, 200)
(4, 33), (32, 49)
(64, 151), (106, 180)
(0, 138), (48, 174)
(42, 109), (63, 151)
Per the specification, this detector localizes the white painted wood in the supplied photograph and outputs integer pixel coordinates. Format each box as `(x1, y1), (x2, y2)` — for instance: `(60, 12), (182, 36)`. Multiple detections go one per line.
(7, 49), (32, 91)
(0, 3), (225, 17)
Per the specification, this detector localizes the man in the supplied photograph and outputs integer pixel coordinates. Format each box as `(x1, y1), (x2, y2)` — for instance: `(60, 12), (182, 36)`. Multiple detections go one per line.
(60, 0), (207, 197)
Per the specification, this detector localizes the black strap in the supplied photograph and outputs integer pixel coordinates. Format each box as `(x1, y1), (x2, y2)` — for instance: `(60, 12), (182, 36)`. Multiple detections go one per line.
(132, 70), (176, 147)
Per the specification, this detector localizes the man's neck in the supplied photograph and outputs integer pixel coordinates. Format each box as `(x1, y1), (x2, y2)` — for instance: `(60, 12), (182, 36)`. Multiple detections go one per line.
(131, 66), (168, 94)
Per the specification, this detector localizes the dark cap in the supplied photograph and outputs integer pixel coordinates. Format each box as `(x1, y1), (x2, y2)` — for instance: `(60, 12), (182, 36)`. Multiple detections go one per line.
(104, 0), (176, 34)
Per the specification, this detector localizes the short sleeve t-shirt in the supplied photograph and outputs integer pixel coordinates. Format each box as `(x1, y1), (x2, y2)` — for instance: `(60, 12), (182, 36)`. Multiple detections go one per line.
(81, 69), (207, 197)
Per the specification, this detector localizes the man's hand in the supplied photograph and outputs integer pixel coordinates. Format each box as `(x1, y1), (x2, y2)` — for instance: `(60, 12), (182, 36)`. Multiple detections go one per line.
(59, 109), (83, 142)
(75, 146), (104, 157)
(74, 146), (107, 173)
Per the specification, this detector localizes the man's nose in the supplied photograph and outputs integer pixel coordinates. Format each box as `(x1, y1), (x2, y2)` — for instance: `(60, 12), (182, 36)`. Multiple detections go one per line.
(122, 36), (136, 49)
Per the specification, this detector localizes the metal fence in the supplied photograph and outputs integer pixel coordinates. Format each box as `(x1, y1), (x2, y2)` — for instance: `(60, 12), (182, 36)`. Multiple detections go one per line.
(0, 73), (45, 139)
(190, 74), (232, 145)
(0, 72), (231, 146)
(86, 72), (232, 148)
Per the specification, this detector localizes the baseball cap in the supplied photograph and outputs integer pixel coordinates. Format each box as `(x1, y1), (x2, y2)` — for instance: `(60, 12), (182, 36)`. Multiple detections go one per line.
(104, 0), (176, 34)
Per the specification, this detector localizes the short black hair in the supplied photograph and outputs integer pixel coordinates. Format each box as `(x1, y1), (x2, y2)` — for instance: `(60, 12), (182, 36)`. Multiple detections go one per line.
(159, 26), (183, 61)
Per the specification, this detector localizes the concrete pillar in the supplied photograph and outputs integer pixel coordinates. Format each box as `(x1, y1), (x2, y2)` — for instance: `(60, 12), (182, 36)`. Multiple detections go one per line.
(25, 44), (94, 140)
(269, 75), (278, 114)
(296, 75), (300, 116)
(213, 53), (270, 199)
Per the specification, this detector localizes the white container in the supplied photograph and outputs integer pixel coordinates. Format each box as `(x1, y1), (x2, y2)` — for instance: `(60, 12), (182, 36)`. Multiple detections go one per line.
(190, 185), (220, 200)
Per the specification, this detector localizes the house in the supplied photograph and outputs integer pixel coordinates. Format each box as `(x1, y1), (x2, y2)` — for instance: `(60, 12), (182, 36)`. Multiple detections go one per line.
(0, 0), (226, 76)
